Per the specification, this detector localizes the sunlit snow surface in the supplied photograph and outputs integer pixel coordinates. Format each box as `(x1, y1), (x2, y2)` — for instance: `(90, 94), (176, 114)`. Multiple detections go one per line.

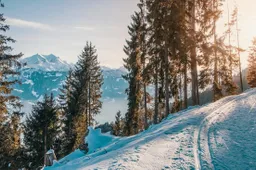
(45, 88), (256, 170)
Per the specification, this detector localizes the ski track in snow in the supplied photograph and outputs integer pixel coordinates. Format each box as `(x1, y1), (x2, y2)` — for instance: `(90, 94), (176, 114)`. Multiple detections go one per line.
(46, 88), (256, 170)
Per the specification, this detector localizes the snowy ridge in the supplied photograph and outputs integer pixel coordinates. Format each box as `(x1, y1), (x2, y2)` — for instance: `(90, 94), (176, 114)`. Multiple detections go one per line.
(45, 88), (256, 170)
(13, 55), (129, 123)
(20, 54), (72, 71)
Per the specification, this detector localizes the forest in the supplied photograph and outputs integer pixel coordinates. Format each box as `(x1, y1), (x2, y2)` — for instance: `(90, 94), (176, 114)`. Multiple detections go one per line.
(0, 0), (256, 169)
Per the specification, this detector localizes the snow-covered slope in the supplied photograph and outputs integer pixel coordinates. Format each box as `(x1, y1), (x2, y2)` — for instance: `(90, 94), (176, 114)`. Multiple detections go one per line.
(45, 88), (256, 170)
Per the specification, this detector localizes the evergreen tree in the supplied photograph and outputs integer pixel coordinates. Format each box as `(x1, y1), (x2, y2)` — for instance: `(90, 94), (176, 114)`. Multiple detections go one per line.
(138, 0), (149, 130)
(247, 38), (256, 88)
(58, 70), (79, 155)
(60, 42), (103, 154)
(234, 7), (244, 92)
(145, 0), (163, 124)
(23, 94), (60, 169)
(0, 1), (23, 169)
(218, 7), (239, 96)
(123, 11), (144, 135)
(189, 0), (200, 105)
(146, 0), (172, 119)
(113, 111), (123, 136)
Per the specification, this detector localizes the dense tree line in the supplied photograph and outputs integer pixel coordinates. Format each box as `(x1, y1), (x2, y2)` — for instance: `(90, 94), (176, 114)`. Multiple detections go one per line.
(122, 0), (245, 135)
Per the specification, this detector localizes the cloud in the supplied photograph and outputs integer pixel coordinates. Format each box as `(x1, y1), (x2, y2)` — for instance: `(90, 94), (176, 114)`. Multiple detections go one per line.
(74, 26), (95, 31)
(6, 17), (55, 31)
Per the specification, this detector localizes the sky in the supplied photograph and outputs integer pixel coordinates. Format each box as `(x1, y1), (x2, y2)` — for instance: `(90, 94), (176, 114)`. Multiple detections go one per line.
(2, 0), (256, 69)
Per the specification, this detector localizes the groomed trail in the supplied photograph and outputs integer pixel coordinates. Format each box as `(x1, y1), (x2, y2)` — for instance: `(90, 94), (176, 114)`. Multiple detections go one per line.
(46, 88), (256, 170)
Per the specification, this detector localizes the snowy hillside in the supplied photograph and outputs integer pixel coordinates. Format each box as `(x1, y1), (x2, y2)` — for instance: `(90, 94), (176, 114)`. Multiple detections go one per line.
(46, 88), (256, 170)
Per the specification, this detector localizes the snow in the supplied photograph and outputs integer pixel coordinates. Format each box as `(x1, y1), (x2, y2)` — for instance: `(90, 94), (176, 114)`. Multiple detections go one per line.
(32, 90), (39, 98)
(13, 89), (24, 93)
(20, 100), (34, 122)
(42, 89), (256, 170)
(21, 54), (71, 71)
(38, 95), (44, 102)
(85, 127), (117, 154)
(55, 73), (63, 77)
(24, 79), (34, 86)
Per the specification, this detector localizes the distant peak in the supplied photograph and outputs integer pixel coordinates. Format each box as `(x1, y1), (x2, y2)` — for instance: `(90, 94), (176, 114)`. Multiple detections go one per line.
(44, 54), (60, 62)
(20, 53), (72, 71)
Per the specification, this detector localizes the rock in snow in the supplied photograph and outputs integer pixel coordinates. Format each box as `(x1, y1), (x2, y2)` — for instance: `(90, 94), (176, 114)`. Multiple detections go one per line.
(45, 88), (256, 170)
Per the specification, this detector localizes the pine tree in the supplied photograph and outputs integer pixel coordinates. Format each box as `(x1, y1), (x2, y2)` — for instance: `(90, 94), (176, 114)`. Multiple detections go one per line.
(234, 7), (244, 92)
(60, 42), (103, 154)
(247, 38), (256, 88)
(23, 94), (60, 169)
(189, 0), (200, 105)
(0, 1), (23, 169)
(146, 0), (163, 124)
(196, 0), (227, 101)
(113, 111), (123, 136)
(220, 5), (238, 96)
(123, 11), (144, 135)
(59, 70), (79, 155)
(138, 0), (149, 130)
(146, 0), (173, 118)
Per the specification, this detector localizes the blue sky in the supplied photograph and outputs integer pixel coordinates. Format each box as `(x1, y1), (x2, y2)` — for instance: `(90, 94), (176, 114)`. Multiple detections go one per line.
(2, 0), (256, 69)
(3, 0), (138, 68)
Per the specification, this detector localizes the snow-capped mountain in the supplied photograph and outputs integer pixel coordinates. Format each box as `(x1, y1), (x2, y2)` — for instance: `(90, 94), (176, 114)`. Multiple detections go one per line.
(13, 54), (129, 122)
(20, 54), (72, 71)
(14, 54), (128, 101)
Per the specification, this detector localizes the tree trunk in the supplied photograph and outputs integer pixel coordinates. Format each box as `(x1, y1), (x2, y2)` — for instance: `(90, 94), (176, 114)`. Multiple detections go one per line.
(44, 125), (47, 165)
(88, 78), (91, 126)
(236, 10), (244, 92)
(154, 57), (159, 124)
(190, 0), (199, 105)
(86, 82), (89, 126)
(213, 0), (219, 101)
(140, 0), (148, 129)
(179, 74), (182, 109)
(183, 62), (188, 109)
(164, 37), (170, 117)
(143, 62), (148, 129)
(227, 1), (233, 76)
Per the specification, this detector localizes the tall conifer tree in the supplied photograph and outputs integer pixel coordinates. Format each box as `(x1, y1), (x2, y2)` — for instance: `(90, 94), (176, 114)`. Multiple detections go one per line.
(0, 1), (23, 169)
(247, 38), (256, 88)
(23, 94), (60, 169)
(60, 42), (103, 154)
(123, 11), (144, 135)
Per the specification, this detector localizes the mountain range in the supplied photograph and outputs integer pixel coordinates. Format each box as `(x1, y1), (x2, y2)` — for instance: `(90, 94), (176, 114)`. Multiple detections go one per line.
(13, 54), (129, 122)
(14, 54), (128, 100)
